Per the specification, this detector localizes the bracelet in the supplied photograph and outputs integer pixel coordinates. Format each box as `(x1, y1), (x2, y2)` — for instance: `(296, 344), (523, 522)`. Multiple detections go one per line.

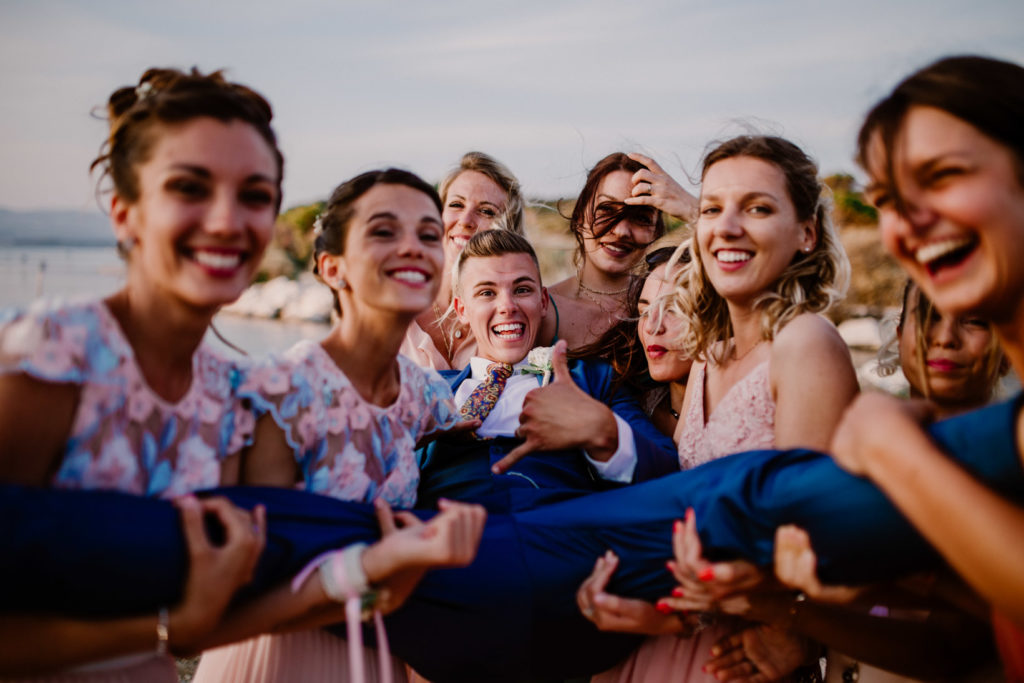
(786, 591), (807, 628)
(155, 606), (169, 656)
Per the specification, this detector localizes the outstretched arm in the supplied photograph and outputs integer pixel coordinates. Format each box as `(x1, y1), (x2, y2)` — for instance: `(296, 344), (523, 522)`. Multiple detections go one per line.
(192, 498), (486, 651)
(769, 523), (993, 678)
(832, 391), (1024, 626)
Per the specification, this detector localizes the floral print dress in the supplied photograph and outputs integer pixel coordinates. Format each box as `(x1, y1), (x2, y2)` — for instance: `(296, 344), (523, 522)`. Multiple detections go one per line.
(0, 298), (255, 682)
(192, 340), (459, 683)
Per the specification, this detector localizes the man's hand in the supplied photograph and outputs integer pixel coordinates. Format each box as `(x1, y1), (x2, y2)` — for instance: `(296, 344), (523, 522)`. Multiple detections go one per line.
(492, 340), (618, 474)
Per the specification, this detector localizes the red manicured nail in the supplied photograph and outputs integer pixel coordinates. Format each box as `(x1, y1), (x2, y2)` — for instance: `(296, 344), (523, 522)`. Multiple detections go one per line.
(665, 560), (674, 573)
(655, 600), (673, 614)
(673, 519), (683, 534)
(698, 567), (715, 582)
(671, 587), (684, 598)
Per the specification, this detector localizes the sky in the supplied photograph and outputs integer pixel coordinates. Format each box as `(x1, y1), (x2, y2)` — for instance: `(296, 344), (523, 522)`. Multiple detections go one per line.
(1, 0), (1022, 213)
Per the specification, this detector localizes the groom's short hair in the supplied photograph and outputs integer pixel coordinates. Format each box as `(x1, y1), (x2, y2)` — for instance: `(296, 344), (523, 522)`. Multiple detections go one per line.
(453, 231), (541, 296)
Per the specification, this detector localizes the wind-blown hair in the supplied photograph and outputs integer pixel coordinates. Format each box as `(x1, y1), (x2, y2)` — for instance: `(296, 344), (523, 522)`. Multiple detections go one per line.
(567, 153), (666, 267)
(574, 241), (690, 395)
(438, 151), (525, 235)
(676, 136), (850, 364)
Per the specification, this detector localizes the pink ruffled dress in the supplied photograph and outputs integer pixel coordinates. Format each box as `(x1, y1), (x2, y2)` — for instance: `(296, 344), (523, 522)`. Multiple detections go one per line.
(0, 298), (255, 683)
(594, 359), (774, 683)
(193, 340), (458, 683)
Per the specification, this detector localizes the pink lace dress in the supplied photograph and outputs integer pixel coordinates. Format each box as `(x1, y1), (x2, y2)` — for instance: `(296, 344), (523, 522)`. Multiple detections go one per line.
(0, 298), (255, 683)
(193, 340), (458, 683)
(594, 359), (775, 683)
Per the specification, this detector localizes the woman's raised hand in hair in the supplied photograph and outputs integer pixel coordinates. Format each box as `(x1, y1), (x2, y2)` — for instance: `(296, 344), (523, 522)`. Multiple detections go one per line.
(624, 153), (698, 222)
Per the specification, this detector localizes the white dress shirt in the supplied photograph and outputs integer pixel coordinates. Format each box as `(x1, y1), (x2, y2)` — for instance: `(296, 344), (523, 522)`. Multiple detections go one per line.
(453, 356), (638, 483)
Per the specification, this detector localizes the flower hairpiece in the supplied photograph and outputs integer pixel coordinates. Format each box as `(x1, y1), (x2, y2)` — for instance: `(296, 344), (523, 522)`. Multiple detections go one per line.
(312, 212), (326, 236)
(135, 81), (155, 102)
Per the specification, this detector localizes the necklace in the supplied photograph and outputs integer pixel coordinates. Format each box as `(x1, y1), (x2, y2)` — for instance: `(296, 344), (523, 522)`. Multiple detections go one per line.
(730, 339), (764, 363)
(577, 279), (630, 298)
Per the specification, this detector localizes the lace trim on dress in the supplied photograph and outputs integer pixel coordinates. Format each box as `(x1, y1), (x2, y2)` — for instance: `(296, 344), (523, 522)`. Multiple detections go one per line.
(676, 360), (775, 471)
(241, 341), (457, 507)
(0, 298), (255, 498)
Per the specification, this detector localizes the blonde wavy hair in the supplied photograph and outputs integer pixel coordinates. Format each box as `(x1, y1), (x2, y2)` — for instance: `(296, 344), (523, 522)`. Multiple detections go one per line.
(438, 151), (525, 236)
(673, 136), (850, 364)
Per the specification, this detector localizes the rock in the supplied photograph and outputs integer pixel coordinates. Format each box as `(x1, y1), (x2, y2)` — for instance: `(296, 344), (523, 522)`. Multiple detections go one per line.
(857, 358), (909, 397)
(223, 276), (333, 323)
(838, 317), (881, 350)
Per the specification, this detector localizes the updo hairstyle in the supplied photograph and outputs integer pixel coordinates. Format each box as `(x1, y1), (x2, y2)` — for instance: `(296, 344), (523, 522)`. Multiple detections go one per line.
(91, 67), (284, 209)
(312, 168), (442, 314)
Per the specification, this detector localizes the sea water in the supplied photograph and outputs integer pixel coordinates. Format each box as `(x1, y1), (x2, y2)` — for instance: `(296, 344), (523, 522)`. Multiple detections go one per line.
(0, 246), (327, 359)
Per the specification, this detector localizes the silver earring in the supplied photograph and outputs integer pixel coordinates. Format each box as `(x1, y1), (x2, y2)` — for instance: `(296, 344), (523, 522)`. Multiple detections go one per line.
(116, 236), (137, 257)
(336, 278), (348, 290)
(803, 246), (813, 253)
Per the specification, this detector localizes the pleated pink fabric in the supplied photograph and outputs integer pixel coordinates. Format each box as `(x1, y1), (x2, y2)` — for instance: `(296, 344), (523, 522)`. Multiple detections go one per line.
(193, 628), (408, 683)
(593, 359), (776, 683)
(7, 654), (176, 683)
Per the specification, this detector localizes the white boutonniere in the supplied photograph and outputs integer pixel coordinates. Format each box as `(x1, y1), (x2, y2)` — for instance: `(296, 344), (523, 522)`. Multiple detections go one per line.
(521, 346), (554, 386)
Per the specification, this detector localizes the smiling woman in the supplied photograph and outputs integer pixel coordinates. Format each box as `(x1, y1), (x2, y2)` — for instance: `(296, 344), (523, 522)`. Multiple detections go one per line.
(401, 151), (526, 371)
(548, 153), (668, 349)
(0, 66), (285, 681)
(192, 168), (486, 683)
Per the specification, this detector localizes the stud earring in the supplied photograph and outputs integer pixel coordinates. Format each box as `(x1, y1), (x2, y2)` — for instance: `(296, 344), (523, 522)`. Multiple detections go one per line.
(116, 236), (137, 257)
(336, 278), (348, 290)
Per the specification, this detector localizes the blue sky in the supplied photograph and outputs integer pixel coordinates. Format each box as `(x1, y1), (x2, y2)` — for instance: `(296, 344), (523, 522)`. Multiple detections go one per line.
(2, 0), (1022, 212)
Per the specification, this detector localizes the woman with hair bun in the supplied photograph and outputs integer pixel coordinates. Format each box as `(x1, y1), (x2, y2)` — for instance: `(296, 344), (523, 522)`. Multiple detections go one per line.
(401, 151), (525, 370)
(193, 168), (486, 683)
(0, 66), (282, 681)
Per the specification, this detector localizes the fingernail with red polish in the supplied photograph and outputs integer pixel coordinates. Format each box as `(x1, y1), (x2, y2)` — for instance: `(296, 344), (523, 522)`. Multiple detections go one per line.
(671, 587), (684, 598)
(673, 519), (682, 534)
(655, 600), (673, 614)
(698, 567), (715, 582)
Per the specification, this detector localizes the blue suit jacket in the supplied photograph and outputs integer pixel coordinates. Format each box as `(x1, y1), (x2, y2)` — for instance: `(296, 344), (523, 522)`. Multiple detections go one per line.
(416, 358), (678, 510)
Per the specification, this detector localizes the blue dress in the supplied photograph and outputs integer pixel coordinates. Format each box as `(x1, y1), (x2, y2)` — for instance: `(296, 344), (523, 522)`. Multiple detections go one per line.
(1, 394), (1021, 681)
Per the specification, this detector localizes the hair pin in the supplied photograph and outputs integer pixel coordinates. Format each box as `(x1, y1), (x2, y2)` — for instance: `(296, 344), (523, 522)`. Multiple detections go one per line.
(135, 81), (155, 102)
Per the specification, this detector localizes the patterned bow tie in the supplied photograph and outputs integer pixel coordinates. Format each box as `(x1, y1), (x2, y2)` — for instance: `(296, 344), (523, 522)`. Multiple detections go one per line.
(459, 362), (514, 427)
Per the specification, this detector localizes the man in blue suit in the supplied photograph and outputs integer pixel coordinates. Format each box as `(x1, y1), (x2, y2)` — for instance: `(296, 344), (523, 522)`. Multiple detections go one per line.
(416, 230), (678, 511)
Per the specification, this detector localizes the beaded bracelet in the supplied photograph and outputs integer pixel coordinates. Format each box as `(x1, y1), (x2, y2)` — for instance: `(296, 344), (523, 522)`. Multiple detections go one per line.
(290, 543), (393, 683)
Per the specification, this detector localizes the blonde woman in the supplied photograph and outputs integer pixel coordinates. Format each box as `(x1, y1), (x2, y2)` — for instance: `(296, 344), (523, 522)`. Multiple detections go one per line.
(401, 151), (525, 369)
(582, 135), (858, 681)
